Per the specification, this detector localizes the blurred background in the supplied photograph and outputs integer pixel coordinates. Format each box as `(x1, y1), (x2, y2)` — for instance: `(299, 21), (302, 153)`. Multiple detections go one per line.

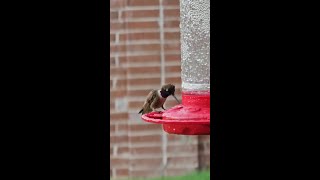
(110, 0), (210, 179)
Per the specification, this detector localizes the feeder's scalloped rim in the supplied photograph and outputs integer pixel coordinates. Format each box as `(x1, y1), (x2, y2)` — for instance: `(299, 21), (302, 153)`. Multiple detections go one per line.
(141, 113), (210, 125)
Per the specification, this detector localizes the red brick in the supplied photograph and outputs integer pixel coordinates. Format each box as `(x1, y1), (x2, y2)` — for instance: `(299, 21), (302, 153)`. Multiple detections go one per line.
(164, 32), (180, 40)
(165, 54), (181, 62)
(110, 124), (116, 133)
(118, 146), (129, 155)
(119, 55), (161, 64)
(130, 157), (162, 169)
(110, 101), (115, 110)
(123, 10), (159, 19)
(164, 20), (180, 28)
(128, 66), (161, 74)
(117, 168), (129, 177)
(164, 51), (181, 55)
(110, 22), (125, 31)
(110, 158), (129, 168)
(127, 21), (159, 29)
(110, 44), (126, 53)
(129, 101), (144, 109)
(114, 79), (127, 88)
(118, 57), (127, 65)
(129, 124), (162, 132)
(165, 65), (181, 73)
(110, 57), (116, 66)
(110, 11), (118, 20)
(199, 135), (210, 142)
(127, 55), (160, 61)
(110, 68), (126, 77)
(167, 144), (198, 154)
(119, 32), (160, 41)
(163, 0), (179, 6)
(110, 113), (128, 120)
(164, 43), (180, 51)
(110, 89), (127, 97)
(128, 89), (151, 96)
(129, 134), (162, 143)
(164, 9), (180, 18)
(128, 78), (160, 86)
(117, 124), (128, 132)
(110, 0), (126, 8)
(110, 117), (128, 124)
(110, 34), (116, 42)
(113, 44), (160, 53)
(130, 146), (162, 155)
(127, 44), (161, 52)
(165, 77), (181, 84)
(110, 135), (128, 144)
(110, 45), (116, 52)
(127, 0), (159, 6)
(167, 134), (185, 141)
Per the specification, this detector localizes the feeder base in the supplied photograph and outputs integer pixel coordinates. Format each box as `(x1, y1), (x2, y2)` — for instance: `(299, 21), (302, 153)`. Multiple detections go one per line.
(141, 91), (210, 135)
(163, 124), (210, 135)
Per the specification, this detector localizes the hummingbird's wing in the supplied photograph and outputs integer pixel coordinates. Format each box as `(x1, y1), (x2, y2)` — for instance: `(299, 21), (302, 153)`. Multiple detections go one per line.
(146, 90), (157, 104)
(139, 90), (157, 114)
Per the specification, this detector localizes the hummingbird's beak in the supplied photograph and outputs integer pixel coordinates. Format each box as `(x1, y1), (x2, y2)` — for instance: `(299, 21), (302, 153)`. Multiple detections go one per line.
(172, 95), (180, 104)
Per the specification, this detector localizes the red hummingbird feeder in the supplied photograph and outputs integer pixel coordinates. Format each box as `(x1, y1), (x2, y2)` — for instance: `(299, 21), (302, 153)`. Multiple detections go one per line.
(141, 0), (210, 135)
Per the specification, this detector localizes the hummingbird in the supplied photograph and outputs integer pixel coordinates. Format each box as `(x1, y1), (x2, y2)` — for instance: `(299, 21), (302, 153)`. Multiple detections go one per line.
(138, 84), (180, 115)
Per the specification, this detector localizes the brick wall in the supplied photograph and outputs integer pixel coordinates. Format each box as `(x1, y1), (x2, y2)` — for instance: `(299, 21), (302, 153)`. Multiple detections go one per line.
(110, 0), (210, 179)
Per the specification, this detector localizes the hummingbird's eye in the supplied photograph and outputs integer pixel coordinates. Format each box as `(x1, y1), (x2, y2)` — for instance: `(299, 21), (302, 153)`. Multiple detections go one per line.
(165, 88), (168, 91)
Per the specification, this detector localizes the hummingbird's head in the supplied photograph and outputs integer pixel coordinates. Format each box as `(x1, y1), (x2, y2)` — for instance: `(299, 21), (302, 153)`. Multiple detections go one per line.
(160, 84), (180, 103)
